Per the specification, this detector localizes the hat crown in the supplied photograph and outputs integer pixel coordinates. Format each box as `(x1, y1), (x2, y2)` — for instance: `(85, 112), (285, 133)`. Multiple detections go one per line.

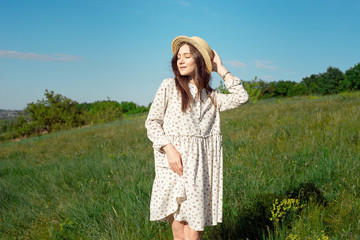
(190, 36), (212, 55)
(171, 35), (213, 73)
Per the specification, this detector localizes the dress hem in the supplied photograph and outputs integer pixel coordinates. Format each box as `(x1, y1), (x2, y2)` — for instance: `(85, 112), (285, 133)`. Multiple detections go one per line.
(150, 212), (222, 232)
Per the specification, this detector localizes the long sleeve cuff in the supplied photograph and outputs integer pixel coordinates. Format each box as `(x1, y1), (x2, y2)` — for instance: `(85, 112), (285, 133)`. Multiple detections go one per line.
(153, 140), (171, 154)
(224, 76), (242, 88)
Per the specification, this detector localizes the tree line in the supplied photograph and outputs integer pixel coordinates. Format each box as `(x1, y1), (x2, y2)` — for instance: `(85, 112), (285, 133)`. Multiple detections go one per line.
(0, 90), (149, 140)
(1, 62), (359, 140)
(234, 63), (360, 102)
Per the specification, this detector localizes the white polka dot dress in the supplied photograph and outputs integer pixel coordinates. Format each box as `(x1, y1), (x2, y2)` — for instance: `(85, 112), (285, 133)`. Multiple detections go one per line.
(145, 77), (249, 231)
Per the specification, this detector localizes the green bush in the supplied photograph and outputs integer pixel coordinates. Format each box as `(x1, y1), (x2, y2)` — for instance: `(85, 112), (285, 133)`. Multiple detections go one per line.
(243, 76), (261, 102)
(216, 80), (230, 94)
(28, 90), (81, 131)
(287, 82), (307, 97)
(5, 91), (152, 139)
(120, 101), (149, 115)
(80, 100), (123, 124)
(0, 119), (16, 134)
(9, 90), (84, 138)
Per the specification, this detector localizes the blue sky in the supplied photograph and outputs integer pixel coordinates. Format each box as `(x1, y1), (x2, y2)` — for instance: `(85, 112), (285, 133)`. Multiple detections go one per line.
(1, 0), (359, 110)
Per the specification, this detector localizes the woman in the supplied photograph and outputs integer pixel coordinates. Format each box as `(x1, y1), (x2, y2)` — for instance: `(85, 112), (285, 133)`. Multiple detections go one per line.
(145, 36), (249, 240)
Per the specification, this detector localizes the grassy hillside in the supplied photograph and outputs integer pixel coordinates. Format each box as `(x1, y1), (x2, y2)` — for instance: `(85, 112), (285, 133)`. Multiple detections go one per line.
(0, 93), (359, 239)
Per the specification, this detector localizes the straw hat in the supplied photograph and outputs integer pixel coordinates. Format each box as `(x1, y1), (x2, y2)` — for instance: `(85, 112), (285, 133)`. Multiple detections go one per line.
(171, 35), (213, 73)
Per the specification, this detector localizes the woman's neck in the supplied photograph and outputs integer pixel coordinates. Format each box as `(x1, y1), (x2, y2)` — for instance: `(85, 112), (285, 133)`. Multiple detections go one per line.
(188, 76), (195, 85)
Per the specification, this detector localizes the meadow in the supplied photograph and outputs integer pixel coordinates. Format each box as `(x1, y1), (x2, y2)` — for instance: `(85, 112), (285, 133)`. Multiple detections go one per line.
(0, 92), (359, 239)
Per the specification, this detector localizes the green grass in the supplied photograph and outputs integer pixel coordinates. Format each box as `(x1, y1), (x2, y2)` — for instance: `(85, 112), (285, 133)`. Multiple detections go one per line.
(1, 93), (359, 239)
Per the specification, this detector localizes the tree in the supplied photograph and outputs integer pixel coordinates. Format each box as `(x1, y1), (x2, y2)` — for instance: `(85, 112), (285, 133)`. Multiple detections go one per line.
(316, 67), (344, 95)
(12, 90), (83, 137)
(82, 100), (123, 124)
(287, 82), (307, 97)
(343, 63), (360, 91)
(120, 101), (138, 114)
(243, 76), (261, 102)
(215, 80), (229, 94)
(301, 74), (319, 94)
(274, 80), (297, 96)
(257, 80), (276, 98)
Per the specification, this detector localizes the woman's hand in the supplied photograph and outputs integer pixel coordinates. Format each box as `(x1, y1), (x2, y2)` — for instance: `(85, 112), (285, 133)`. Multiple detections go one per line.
(212, 50), (223, 73)
(163, 144), (183, 176)
(212, 49), (234, 81)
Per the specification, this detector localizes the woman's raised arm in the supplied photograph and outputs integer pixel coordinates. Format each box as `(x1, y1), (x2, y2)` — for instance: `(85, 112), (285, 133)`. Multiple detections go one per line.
(212, 49), (249, 111)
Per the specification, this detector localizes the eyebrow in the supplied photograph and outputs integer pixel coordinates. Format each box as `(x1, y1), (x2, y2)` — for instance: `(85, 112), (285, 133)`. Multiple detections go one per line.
(177, 52), (191, 56)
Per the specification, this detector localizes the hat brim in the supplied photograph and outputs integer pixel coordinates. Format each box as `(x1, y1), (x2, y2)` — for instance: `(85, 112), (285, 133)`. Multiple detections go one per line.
(171, 36), (213, 73)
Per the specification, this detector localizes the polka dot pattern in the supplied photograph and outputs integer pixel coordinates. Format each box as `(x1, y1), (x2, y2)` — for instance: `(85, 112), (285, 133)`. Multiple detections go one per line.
(145, 77), (249, 231)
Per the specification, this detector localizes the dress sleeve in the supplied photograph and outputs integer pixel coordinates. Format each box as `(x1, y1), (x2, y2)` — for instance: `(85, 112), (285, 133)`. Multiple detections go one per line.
(145, 79), (172, 154)
(216, 76), (249, 112)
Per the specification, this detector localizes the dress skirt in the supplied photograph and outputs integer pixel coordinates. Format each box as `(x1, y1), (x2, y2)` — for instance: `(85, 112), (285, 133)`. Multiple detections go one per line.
(149, 134), (223, 231)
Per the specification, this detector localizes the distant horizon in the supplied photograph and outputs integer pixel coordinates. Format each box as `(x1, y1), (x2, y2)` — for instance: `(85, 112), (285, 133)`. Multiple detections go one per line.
(1, 0), (359, 110)
(0, 97), (151, 111)
(2, 60), (359, 111)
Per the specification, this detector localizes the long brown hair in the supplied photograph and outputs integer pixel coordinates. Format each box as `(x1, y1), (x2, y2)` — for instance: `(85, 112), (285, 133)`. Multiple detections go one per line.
(171, 43), (215, 112)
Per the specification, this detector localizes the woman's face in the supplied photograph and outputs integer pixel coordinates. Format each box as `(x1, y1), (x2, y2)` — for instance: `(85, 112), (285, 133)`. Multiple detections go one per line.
(177, 44), (196, 77)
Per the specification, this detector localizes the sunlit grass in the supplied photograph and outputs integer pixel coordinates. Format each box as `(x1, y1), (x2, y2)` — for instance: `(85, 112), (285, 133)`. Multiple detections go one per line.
(0, 93), (359, 239)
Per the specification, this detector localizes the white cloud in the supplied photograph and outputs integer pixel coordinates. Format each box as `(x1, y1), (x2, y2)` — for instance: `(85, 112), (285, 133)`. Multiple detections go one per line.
(224, 60), (247, 68)
(255, 60), (277, 70)
(0, 50), (80, 62)
(178, 1), (190, 6)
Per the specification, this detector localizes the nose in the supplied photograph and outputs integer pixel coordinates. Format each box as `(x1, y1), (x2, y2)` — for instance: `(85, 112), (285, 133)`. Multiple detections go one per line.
(178, 56), (184, 64)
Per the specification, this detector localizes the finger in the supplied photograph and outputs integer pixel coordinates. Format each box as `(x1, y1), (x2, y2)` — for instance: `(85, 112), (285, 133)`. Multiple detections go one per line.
(170, 165), (177, 173)
(175, 168), (182, 176)
(177, 161), (183, 176)
(174, 167), (182, 176)
(174, 169), (182, 176)
(169, 163), (176, 172)
(169, 162), (182, 175)
(170, 163), (179, 173)
(173, 165), (182, 174)
(177, 163), (183, 173)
